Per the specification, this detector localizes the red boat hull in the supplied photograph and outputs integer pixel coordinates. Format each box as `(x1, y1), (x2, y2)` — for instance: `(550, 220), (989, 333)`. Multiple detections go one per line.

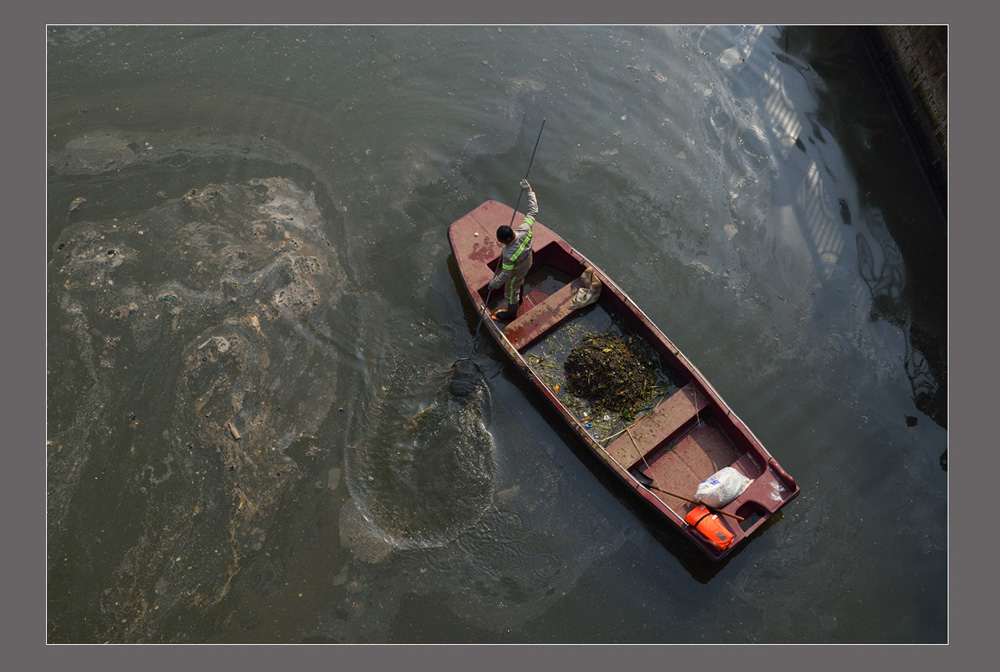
(449, 201), (799, 561)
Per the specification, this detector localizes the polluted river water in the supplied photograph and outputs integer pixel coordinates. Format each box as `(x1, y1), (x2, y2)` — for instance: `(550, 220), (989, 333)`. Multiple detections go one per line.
(46, 25), (947, 643)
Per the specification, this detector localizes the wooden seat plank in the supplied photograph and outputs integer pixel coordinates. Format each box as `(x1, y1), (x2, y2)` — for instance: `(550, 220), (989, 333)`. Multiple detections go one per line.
(503, 281), (582, 350)
(603, 382), (710, 469)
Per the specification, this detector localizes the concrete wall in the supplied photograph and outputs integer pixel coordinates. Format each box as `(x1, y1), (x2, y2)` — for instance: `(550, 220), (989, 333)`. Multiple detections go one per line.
(858, 26), (947, 214)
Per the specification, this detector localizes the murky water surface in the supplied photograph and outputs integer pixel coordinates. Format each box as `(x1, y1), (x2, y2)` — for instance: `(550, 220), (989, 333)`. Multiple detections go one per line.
(47, 25), (946, 643)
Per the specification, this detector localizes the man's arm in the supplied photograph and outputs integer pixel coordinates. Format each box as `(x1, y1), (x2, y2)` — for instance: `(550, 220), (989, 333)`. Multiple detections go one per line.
(521, 179), (538, 222)
(488, 260), (511, 290)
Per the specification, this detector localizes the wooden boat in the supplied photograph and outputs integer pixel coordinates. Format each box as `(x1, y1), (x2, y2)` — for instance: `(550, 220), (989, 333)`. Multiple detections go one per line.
(448, 200), (800, 561)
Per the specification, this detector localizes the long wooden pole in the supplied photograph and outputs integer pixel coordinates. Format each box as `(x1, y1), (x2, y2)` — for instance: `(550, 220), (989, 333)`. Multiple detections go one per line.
(644, 484), (745, 522)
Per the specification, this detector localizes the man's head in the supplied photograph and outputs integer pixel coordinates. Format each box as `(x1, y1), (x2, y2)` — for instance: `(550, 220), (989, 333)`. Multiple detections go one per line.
(496, 225), (514, 244)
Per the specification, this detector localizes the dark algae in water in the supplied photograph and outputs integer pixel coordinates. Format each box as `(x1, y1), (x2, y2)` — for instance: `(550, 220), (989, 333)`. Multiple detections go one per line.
(564, 332), (658, 420)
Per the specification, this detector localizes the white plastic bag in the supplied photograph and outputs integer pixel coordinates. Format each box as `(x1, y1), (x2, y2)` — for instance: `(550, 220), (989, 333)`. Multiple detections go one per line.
(695, 466), (752, 508)
(570, 267), (602, 309)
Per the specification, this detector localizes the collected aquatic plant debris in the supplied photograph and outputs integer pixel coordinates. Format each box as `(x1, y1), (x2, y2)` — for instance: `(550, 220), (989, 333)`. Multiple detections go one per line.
(564, 331), (658, 417)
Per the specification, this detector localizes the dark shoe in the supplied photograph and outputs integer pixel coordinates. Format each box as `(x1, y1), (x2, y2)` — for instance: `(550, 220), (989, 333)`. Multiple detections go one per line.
(492, 308), (517, 322)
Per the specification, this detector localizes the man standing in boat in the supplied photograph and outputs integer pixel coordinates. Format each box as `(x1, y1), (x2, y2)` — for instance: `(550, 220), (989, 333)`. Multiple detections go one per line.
(489, 179), (537, 322)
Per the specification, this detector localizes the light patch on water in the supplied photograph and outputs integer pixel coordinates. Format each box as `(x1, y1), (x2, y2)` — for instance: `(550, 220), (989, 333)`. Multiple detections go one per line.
(141, 455), (175, 486)
(54, 131), (138, 173)
(719, 46), (744, 68)
(686, 260), (715, 276)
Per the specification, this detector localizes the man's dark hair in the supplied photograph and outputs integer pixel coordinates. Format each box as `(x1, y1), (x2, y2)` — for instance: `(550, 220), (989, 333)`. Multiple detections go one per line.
(496, 225), (514, 243)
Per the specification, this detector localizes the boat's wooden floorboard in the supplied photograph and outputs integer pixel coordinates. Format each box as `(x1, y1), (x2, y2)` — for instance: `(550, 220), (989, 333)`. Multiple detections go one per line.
(639, 423), (741, 512)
